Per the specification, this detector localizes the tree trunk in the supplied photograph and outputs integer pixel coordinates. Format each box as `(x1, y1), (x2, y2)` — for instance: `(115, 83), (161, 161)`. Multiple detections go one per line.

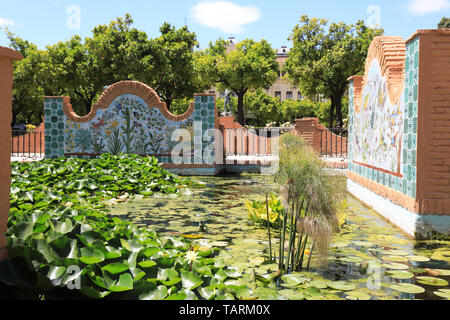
(328, 101), (335, 129)
(237, 92), (246, 126)
(334, 97), (343, 128)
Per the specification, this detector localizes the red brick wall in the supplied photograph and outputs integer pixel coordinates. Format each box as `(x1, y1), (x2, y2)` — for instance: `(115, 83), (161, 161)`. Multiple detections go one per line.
(0, 47), (22, 261)
(415, 29), (450, 215)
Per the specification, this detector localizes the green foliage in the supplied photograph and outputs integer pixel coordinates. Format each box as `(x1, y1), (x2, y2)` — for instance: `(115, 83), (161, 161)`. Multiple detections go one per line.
(245, 89), (281, 127)
(74, 129), (92, 154)
(2, 155), (257, 300)
(5, 15), (209, 121)
(438, 17), (450, 28)
(284, 15), (383, 128)
(169, 97), (194, 116)
(273, 133), (343, 272)
(121, 107), (135, 154)
(197, 38), (279, 125)
(245, 193), (284, 229)
(106, 128), (124, 155)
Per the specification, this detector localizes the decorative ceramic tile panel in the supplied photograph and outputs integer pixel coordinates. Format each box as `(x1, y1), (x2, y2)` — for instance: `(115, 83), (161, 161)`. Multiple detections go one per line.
(44, 98), (65, 159)
(349, 36), (419, 198)
(44, 92), (217, 166)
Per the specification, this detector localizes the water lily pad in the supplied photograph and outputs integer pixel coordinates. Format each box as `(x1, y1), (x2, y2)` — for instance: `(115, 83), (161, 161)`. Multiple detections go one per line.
(390, 283), (425, 294)
(332, 242), (349, 248)
(428, 269), (450, 276)
(345, 291), (371, 300)
(434, 289), (450, 299)
(211, 241), (229, 248)
(279, 289), (305, 300)
(353, 241), (373, 247)
(308, 280), (328, 289)
(416, 276), (449, 287)
(326, 281), (356, 291)
(407, 255), (430, 262)
(383, 263), (409, 270)
(430, 250), (450, 262)
(383, 255), (409, 263)
(248, 257), (265, 266)
(339, 256), (364, 263)
(386, 270), (414, 280)
(385, 249), (409, 256)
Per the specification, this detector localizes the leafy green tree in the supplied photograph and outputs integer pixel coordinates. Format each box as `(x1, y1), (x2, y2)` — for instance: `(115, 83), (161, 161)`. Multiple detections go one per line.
(438, 17), (450, 28)
(135, 23), (210, 110)
(6, 31), (45, 125)
(245, 89), (281, 127)
(280, 99), (317, 124)
(284, 15), (383, 128)
(198, 39), (279, 125)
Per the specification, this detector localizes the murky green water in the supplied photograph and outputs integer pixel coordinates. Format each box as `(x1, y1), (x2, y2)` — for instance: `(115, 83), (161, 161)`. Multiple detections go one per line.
(106, 174), (450, 300)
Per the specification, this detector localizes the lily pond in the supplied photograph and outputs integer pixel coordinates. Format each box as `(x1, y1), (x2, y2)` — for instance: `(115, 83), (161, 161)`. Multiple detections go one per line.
(106, 174), (450, 301)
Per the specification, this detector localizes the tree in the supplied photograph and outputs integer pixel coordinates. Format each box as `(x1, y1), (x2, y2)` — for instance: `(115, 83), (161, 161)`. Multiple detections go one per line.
(198, 39), (279, 125)
(6, 31), (45, 125)
(284, 15), (383, 128)
(134, 23), (210, 110)
(245, 89), (281, 127)
(438, 17), (450, 28)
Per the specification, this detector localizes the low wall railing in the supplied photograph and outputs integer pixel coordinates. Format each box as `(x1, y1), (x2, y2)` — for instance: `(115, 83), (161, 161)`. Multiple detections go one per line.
(11, 130), (45, 158)
(320, 127), (348, 158)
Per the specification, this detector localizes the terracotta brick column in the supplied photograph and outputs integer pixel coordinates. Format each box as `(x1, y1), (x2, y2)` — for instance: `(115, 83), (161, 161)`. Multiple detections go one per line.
(294, 118), (322, 154)
(0, 47), (22, 261)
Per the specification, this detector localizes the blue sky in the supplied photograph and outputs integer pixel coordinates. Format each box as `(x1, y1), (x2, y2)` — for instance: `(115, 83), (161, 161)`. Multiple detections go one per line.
(0, 0), (449, 50)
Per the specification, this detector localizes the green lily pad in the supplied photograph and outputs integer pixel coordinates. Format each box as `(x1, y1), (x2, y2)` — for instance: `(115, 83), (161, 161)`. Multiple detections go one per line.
(386, 270), (414, 280)
(385, 249), (410, 256)
(416, 276), (449, 287)
(211, 241), (229, 248)
(383, 255), (409, 263)
(345, 291), (371, 300)
(434, 289), (450, 299)
(429, 269), (450, 276)
(181, 271), (203, 291)
(326, 281), (356, 291)
(407, 255), (430, 262)
(340, 256), (364, 263)
(390, 283), (425, 294)
(383, 263), (409, 270)
(430, 250), (450, 262)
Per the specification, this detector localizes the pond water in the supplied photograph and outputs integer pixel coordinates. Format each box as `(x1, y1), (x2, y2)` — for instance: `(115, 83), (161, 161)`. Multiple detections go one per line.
(106, 174), (450, 300)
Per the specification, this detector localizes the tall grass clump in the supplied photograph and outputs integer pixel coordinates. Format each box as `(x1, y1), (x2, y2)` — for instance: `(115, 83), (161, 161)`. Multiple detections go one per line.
(274, 133), (343, 273)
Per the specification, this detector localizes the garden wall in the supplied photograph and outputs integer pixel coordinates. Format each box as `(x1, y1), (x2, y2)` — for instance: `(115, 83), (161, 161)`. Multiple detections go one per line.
(44, 81), (221, 175)
(347, 30), (450, 239)
(0, 47), (22, 261)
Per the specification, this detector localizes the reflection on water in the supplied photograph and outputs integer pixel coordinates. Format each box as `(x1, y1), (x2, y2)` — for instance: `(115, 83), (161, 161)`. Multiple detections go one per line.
(106, 174), (450, 300)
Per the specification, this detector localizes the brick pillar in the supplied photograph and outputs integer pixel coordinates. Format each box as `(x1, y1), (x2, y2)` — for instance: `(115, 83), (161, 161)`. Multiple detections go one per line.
(0, 47), (22, 261)
(294, 118), (322, 153)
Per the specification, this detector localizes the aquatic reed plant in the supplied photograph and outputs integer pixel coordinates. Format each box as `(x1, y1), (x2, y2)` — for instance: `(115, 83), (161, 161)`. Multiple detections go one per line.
(274, 133), (343, 273)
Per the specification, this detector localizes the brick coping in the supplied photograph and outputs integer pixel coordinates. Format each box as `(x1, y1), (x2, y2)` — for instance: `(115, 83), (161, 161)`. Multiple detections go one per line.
(45, 81), (196, 123)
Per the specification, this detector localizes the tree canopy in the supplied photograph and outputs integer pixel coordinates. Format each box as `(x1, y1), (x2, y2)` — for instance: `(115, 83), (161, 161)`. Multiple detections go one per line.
(284, 15), (383, 128)
(197, 38), (279, 125)
(6, 14), (208, 124)
(438, 17), (450, 29)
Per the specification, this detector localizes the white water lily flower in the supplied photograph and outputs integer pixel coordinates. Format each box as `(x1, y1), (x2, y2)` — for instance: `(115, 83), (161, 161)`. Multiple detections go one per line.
(185, 251), (199, 264)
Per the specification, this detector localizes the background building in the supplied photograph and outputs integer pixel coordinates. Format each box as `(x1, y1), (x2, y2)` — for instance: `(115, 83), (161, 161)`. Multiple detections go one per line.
(208, 38), (302, 102)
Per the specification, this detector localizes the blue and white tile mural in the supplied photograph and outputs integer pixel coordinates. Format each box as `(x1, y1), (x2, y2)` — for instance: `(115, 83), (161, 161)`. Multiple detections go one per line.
(64, 94), (195, 156)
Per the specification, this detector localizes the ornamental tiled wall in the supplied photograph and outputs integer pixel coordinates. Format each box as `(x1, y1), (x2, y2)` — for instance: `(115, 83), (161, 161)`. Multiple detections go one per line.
(44, 81), (218, 169)
(347, 29), (450, 238)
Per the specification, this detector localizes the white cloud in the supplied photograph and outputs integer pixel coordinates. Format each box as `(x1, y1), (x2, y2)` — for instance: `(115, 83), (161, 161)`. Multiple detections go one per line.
(408, 0), (450, 15)
(191, 1), (261, 34)
(0, 17), (14, 27)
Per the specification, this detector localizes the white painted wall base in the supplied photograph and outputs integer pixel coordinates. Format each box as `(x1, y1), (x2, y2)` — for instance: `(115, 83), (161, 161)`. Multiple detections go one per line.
(347, 179), (450, 239)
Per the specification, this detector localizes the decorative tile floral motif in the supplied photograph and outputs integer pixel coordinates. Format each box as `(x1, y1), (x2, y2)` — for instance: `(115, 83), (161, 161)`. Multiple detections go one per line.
(45, 94), (217, 165)
(349, 36), (419, 199)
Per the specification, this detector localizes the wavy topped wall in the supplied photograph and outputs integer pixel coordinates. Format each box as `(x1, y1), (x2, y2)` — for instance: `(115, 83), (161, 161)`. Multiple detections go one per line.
(348, 29), (450, 235)
(44, 81), (218, 167)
